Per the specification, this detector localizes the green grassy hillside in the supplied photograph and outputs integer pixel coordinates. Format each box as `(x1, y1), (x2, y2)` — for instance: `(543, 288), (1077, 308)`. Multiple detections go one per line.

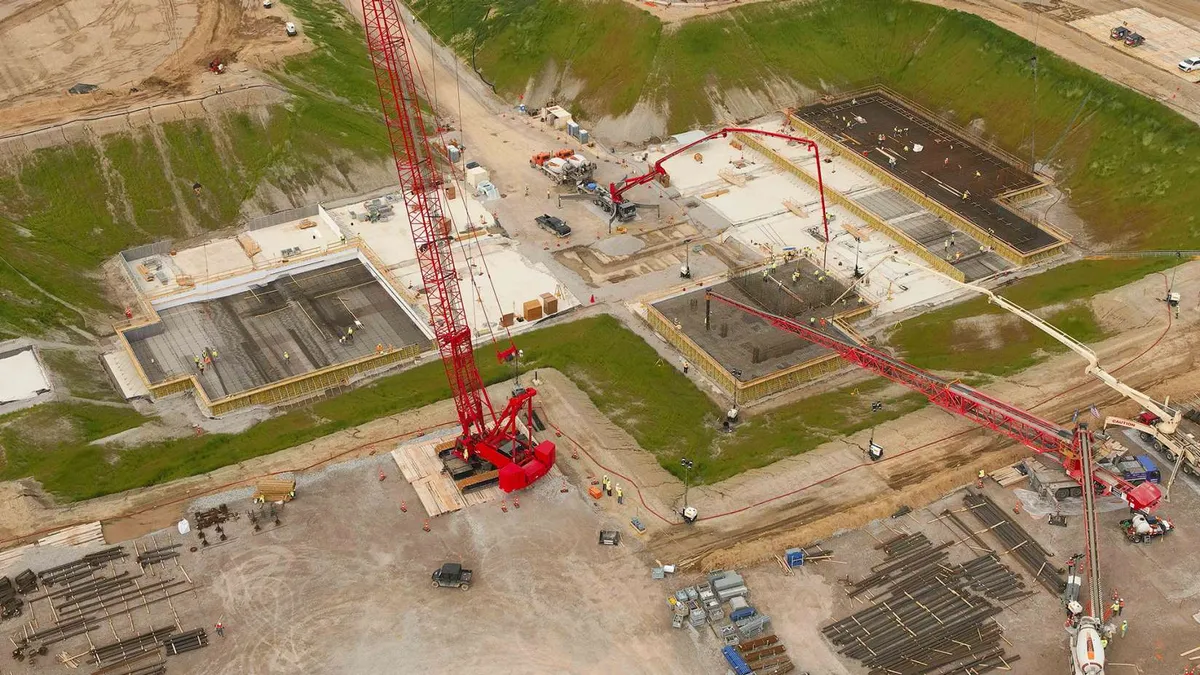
(0, 0), (389, 338)
(414, 0), (1199, 249)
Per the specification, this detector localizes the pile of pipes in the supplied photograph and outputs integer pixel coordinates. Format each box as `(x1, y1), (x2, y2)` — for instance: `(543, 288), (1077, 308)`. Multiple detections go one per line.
(164, 628), (209, 655)
(38, 547), (127, 587)
(136, 543), (181, 568)
(963, 492), (1063, 594)
(54, 575), (189, 623)
(90, 626), (174, 666)
(843, 533), (953, 599)
(12, 618), (89, 662)
(957, 553), (1030, 602)
(824, 533), (1019, 675)
(90, 651), (165, 675)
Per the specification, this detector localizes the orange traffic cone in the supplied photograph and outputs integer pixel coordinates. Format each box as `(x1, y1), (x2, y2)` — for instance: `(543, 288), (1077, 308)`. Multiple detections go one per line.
(589, 294), (595, 304)
(422, 519), (430, 532)
(378, 469), (386, 481)
(400, 500), (407, 513)
(501, 500), (508, 513)
(514, 496), (520, 509)
(560, 479), (569, 493)
(1013, 501), (1022, 515)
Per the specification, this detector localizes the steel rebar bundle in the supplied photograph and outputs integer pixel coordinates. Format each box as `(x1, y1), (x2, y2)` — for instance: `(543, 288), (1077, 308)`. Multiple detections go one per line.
(823, 533), (1019, 675)
(963, 492), (1063, 594)
(38, 547), (128, 587)
(90, 626), (175, 665)
(164, 627), (209, 655)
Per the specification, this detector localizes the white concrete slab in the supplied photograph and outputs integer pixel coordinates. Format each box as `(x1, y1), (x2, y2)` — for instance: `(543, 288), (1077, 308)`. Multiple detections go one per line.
(248, 214), (342, 261)
(102, 350), (151, 399)
(395, 243), (579, 339)
(172, 238), (252, 280)
(0, 348), (50, 404)
(325, 189), (497, 268)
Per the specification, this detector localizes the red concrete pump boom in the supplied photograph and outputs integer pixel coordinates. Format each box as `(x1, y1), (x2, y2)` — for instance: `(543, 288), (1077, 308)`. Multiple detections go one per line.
(609, 127), (832, 267)
(704, 291), (1162, 511)
(360, 0), (554, 492)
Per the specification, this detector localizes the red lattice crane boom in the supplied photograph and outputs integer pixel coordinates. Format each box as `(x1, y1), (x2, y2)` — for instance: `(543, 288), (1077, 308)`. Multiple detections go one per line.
(361, 0), (554, 492)
(704, 291), (1162, 511)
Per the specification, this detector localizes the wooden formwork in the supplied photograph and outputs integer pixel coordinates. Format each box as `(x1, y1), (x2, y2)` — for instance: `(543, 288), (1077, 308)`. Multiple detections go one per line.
(733, 131), (967, 283)
(644, 298), (869, 404)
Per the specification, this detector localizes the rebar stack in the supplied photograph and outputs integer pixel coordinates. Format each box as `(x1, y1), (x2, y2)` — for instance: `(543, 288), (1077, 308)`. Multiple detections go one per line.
(164, 628), (209, 655)
(90, 626), (175, 665)
(38, 547), (128, 587)
(963, 492), (1063, 594)
(824, 535), (1020, 675)
(136, 543), (182, 568)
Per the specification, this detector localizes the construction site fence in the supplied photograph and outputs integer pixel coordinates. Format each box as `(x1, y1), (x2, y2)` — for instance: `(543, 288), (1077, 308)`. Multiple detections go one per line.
(245, 204), (321, 232)
(784, 110), (1068, 267)
(147, 344), (422, 417)
(733, 132), (967, 283)
(120, 240), (174, 264)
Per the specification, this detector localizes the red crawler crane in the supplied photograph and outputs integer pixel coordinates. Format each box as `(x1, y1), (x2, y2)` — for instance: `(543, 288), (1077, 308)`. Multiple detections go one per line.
(704, 291), (1162, 511)
(360, 0), (554, 492)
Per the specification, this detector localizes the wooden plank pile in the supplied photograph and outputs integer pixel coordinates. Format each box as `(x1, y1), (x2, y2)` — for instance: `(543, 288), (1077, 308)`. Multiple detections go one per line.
(254, 478), (296, 503)
(988, 464), (1027, 487)
(37, 522), (105, 548)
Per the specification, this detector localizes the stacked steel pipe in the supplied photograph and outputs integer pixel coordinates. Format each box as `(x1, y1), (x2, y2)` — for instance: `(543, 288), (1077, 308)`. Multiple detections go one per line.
(823, 533), (1020, 675)
(963, 492), (1063, 594)
(57, 578), (188, 621)
(38, 547), (127, 587)
(136, 544), (182, 568)
(164, 628), (209, 655)
(90, 650), (167, 675)
(90, 626), (175, 665)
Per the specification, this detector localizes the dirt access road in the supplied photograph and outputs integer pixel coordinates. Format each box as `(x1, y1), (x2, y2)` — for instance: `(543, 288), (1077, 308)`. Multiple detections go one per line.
(0, 0), (309, 136)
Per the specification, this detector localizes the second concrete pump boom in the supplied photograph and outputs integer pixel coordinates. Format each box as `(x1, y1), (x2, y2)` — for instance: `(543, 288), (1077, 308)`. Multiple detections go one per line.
(890, 256), (1197, 495)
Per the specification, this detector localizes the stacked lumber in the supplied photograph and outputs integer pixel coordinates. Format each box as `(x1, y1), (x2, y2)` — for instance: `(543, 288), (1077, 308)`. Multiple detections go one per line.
(237, 234), (262, 258)
(298, 219), (317, 230)
(989, 465), (1027, 487)
(38, 522), (106, 548)
(718, 169), (747, 187)
(782, 199), (808, 218)
(254, 478), (296, 503)
(700, 188), (729, 199)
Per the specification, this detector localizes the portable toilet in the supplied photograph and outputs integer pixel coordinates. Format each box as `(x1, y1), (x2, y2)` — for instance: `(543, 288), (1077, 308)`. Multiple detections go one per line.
(578, 129), (590, 144)
(447, 144), (461, 163)
(518, 103), (527, 114)
(567, 121), (580, 138)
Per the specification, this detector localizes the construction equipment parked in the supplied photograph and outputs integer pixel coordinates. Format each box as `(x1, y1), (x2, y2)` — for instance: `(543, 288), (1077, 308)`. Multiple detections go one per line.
(432, 563), (472, 590)
(535, 214), (571, 238)
(531, 150), (594, 184)
(1121, 510), (1174, 543)
(1097, 452), (1160, 485)
(580, 181), (636, 222)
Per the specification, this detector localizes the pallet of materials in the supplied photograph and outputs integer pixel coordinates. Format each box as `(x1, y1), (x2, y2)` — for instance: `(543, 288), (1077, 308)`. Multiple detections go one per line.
(254, 478), (296, 503)
(237, 234), (262, 258)
(989, 464), (1028, 487)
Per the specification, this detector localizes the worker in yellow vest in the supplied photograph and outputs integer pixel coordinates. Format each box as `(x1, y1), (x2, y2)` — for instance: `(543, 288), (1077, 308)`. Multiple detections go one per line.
(616, 484), (624, 505)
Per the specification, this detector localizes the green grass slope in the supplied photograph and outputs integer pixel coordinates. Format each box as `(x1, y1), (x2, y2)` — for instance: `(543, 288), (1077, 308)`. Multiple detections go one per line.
(0, 0), (389, 338)
(415, 0), (1199, 249)
(0, 315), (919, 501)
